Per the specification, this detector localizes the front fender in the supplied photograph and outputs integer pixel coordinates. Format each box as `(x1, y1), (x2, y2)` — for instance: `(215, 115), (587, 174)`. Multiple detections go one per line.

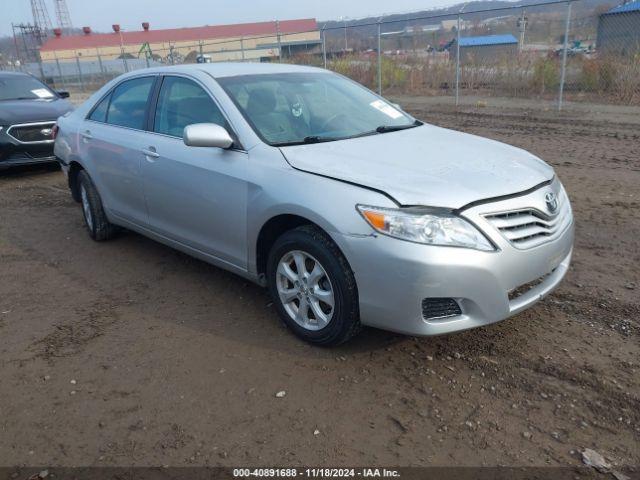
(245, 148), (398, 275)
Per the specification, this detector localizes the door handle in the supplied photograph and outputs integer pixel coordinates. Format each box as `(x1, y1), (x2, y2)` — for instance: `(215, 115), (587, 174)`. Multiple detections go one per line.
(81, 131), (93, 140)
(142, 148), (160, 160)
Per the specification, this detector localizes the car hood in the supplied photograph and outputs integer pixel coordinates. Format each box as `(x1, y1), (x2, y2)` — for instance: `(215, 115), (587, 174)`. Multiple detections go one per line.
(0, 98), (73, 125)
(280, 124), (554, 209)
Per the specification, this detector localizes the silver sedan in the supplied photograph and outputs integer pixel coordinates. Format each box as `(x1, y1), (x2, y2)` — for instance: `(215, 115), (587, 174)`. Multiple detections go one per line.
(54, 63), (573, 345)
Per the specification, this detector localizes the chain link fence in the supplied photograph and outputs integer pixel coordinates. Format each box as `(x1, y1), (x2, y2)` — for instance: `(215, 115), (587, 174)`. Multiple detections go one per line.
(2, 0), (639, 109)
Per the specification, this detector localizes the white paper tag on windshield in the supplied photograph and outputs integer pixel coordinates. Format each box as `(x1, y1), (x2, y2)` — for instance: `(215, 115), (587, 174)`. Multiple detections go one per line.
(370, 100), (403, 119)
(31, 88), (54, 99)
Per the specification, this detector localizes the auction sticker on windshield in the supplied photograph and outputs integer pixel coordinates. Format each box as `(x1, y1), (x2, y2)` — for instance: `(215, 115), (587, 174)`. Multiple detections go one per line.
(31, 88), (54, 99)
(369, 100), (403, 119)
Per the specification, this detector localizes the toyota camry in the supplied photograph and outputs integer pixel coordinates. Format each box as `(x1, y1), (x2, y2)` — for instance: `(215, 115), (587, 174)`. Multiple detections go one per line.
(54, 63), (573, 345)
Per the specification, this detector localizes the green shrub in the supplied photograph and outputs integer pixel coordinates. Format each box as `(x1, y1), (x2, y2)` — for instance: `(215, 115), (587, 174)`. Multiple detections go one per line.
(531, 57), (559, 94)
(380, 57), (408, 90)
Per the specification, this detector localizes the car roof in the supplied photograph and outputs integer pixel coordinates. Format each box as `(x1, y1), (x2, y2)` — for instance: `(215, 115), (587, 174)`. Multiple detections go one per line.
(134, 62), (325, 79)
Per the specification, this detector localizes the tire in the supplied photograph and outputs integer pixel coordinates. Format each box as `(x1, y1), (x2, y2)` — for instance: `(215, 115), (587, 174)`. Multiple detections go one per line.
(77, 170), (119, 241)
(266, 225), (361, 346)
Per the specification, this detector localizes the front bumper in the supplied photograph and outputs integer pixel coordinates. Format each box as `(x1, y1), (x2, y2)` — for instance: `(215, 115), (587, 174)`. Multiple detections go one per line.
(335, 181), (574, 336)
(0, 124), (57, 170)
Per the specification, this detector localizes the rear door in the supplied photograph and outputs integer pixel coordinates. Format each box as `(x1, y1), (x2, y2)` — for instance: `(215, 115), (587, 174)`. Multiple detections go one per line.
(140, 74), (249, 268)
(81, 76), (157, 225)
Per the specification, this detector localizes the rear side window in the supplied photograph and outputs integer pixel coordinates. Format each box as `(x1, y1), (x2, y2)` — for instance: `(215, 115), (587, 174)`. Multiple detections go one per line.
(88, 94), (111, 122)
(154, 76), (226, 137)
(106, 77), (155, 130)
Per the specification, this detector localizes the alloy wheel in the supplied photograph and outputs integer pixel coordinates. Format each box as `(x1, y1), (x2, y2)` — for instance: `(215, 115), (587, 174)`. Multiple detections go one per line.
(276, 250), (335, 331)
(80, 185), (93, 231)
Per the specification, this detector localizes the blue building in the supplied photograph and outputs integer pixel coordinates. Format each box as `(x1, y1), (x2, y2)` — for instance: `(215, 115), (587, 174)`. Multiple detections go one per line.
(451, 34), (519, 63)
(597, 1), (640, 55)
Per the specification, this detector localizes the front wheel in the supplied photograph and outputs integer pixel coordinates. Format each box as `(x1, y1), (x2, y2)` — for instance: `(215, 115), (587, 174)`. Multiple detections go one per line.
(266, 225), (361, 346)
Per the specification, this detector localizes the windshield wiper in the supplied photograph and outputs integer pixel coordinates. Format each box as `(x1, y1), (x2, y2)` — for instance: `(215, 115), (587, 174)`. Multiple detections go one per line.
(302, 135), (340, 144)
(0, 97), (38, 101)
(376, 120), (423, 134)
(274, 136), (340, 147)
(274, 121), (423, 147)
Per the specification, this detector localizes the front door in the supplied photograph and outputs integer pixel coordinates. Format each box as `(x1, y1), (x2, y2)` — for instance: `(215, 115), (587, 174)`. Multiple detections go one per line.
(141, 75), (249, 269)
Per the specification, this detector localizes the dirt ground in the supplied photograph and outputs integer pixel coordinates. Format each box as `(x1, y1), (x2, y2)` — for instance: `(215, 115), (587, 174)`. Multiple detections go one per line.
(0, 99), (638, 470)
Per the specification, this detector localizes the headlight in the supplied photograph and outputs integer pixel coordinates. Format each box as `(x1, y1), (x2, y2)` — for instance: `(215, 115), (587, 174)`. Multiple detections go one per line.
(357, 205), (495, 251)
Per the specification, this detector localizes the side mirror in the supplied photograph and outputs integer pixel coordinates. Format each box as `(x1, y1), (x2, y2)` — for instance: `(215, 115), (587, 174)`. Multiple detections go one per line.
(183, 123), (233, 149)
(57, 90), (70, 98)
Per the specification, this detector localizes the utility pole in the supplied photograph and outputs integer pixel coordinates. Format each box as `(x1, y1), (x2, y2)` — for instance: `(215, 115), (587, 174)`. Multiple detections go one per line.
(275, 20), (282, 61)
(338, 17), (349, 52)
(344, 20), (348, 51)
(517, 9), (528, 52)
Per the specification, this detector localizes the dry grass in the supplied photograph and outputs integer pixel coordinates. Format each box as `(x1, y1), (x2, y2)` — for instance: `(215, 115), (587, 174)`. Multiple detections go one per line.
(287, 51), (640, 105)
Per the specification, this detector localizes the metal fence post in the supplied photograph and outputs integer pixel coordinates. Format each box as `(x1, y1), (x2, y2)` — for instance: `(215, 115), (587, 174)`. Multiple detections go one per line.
(321, 26), (327, 69)
(55, 55), (66, 90)
(276, 20), (282, 62)
(76, 55), (84, 92)
(120, 45), (128, 72)
(558, 0), (572, 111)
(455, 13), (461, 106)
(37, 57), (45, 82)
(241, 37), (245, 61)
(377, 20), (382, 95)
(97, 51), (105, 76)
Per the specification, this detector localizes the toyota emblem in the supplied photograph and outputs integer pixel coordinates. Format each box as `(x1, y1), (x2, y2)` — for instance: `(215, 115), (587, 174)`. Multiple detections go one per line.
(545, 192), (558, 214)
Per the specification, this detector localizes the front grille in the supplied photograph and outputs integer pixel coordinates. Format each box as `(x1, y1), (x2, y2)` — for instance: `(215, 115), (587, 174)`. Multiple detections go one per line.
(7, 122), (55, 144)
(484, 190), (571, 249)
(422, 298), (462, 320)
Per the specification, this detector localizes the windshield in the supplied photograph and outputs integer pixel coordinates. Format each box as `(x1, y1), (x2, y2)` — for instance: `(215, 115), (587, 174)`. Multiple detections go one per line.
(217, 72), (419, 146)
(0, 75), (57, 101)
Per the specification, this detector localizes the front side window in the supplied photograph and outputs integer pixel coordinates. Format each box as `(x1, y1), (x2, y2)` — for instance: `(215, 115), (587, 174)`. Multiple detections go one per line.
(106, 77), (155, 130)
(217, 72), (418, 146)
(154, 76), (227, 137)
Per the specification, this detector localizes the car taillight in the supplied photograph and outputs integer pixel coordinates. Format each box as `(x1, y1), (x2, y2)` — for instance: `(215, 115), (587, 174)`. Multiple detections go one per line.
(51, 124), (59, 140)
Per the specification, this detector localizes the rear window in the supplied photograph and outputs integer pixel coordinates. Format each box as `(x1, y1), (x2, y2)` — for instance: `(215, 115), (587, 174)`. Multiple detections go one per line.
(106, 77), (155, 130)
(88, 94), (110, 123)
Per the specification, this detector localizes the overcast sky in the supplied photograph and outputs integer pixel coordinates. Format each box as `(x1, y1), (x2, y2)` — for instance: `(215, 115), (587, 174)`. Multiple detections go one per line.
(3, 0), (463, 36)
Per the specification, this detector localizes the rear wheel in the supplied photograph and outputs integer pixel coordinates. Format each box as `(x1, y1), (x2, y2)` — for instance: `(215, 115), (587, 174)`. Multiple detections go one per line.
(267, 225), (361, 346)
(77, 170), (118, 241)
